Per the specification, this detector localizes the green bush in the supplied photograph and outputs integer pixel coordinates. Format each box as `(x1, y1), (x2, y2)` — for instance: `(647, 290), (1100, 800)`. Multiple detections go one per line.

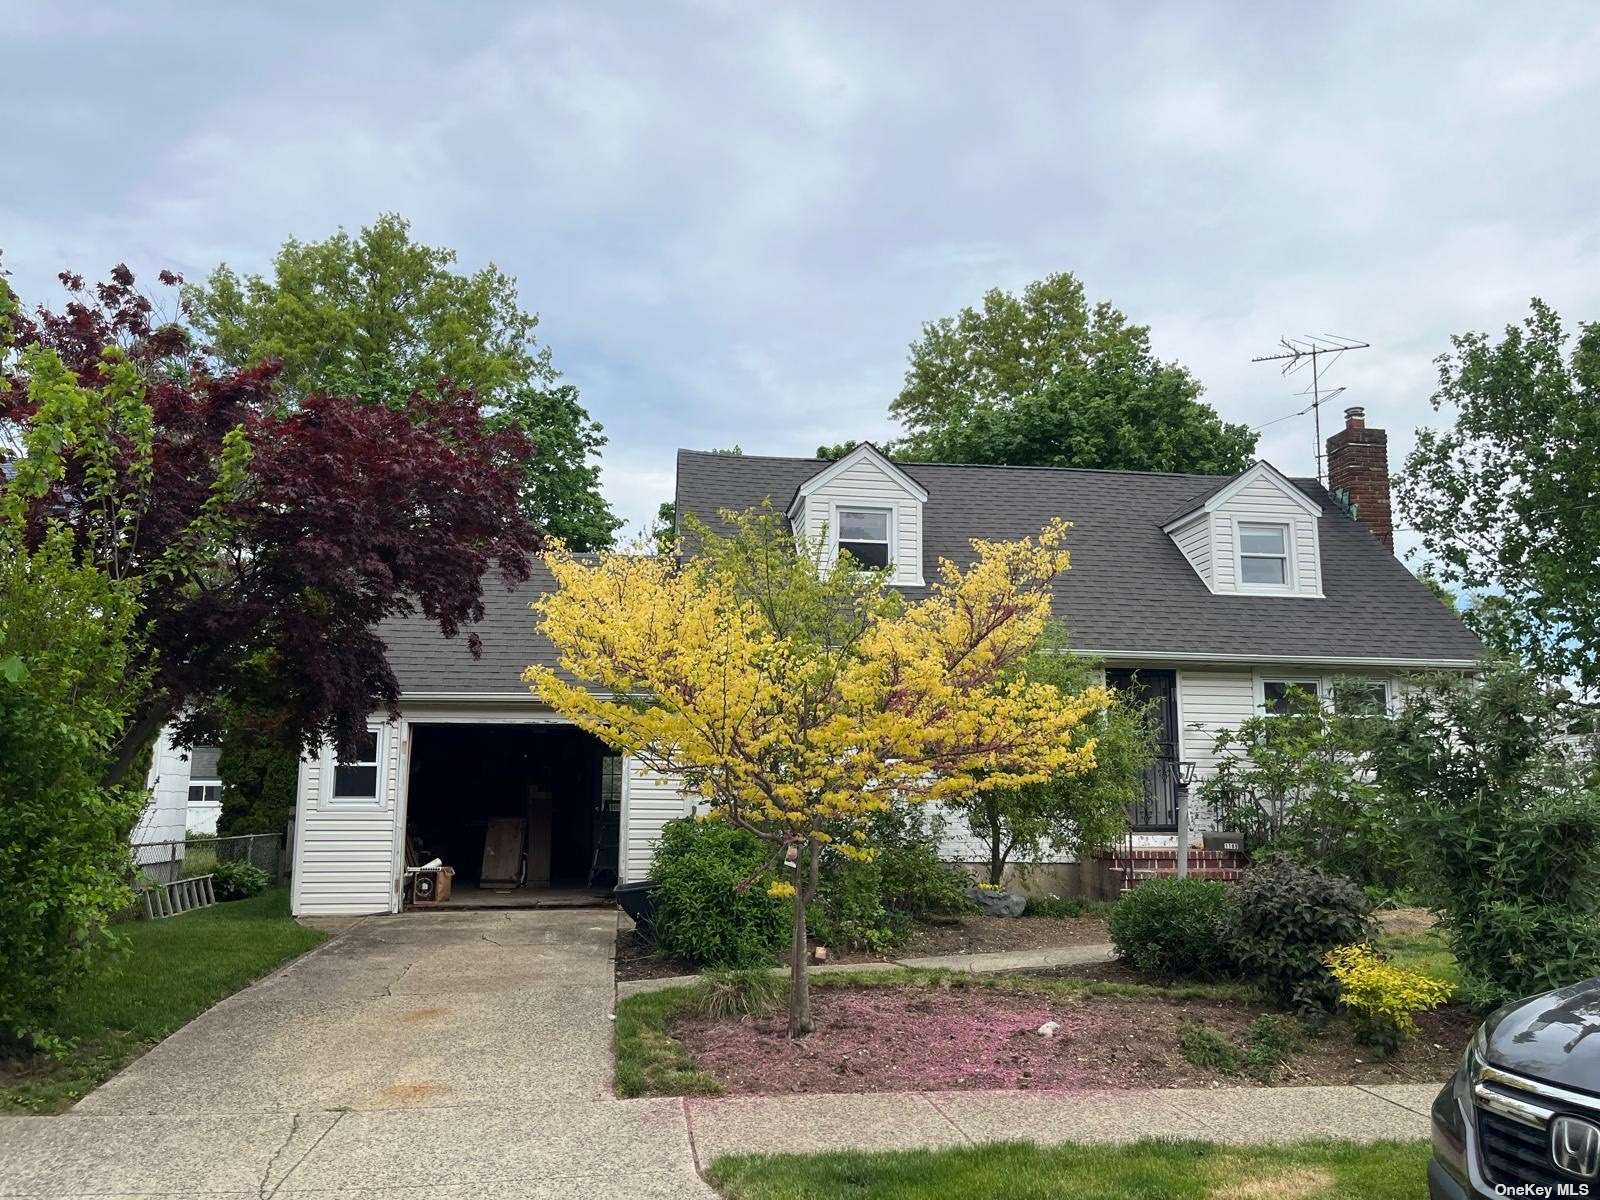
(650, 818), (787, 969)
(1369, 666), (1600, 1007)
(217, 712), (299, 836)
(1107, 877), (1230, 976)
(211, 860), (270, 901)
(870, 805), (973, 920)
(1224, 859), (1374, 1013)
(810, 804), (972, 952)
(810, 857), (901, 953)
(1, 517), (145, 1052)
(696, 969), (787, 1019)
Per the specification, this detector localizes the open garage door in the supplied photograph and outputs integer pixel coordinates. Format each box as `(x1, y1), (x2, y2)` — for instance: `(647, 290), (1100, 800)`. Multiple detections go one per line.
(402, 723), (620, 907)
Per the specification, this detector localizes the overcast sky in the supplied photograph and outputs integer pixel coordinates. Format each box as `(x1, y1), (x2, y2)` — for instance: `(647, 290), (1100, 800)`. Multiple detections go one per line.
(5, 2), (1598, 557)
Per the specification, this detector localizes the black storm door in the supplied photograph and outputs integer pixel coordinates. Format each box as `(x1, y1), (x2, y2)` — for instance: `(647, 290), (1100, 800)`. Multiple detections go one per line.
(1104, 668), (1179, 832)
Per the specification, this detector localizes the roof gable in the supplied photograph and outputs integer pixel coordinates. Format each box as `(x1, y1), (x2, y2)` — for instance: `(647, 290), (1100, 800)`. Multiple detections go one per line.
(1162, 461), (1321, 531)
(786, 442), (928, 517)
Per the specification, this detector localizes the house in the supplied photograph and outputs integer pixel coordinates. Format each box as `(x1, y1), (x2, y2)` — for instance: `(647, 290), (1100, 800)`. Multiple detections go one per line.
(284, 406), (1481, 916)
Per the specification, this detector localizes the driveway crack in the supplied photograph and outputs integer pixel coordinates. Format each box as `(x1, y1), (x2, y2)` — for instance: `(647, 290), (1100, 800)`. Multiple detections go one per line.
(261, 1110), (344, 1200)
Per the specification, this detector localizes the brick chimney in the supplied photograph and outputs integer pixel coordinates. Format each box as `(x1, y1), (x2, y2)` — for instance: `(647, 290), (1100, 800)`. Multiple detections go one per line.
(1326, 406), (1392, 551)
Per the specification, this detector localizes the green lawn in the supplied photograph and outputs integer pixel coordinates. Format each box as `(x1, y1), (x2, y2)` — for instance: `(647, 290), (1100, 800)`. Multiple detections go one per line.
(0, 887), (326, 1113)
(707, 1138), (1433, 1200)
(1376, 928), (1460, 994)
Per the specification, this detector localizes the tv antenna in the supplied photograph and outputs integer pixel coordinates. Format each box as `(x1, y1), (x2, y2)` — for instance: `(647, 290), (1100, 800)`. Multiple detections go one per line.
(1251, 335), (1370, 483)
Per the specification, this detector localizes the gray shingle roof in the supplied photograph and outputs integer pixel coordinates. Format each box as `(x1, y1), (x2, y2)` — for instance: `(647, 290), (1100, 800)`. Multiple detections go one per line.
(377, 558), (569, 696)
(376, 449), (1483, 697)
(674, 448), (1484, 665)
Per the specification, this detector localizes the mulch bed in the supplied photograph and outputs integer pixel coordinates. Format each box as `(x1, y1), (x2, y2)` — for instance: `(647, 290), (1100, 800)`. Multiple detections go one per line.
(615, 913), (1111, 981)
(669, 982), (1475, 1096)
(833, 913), (1110, 962)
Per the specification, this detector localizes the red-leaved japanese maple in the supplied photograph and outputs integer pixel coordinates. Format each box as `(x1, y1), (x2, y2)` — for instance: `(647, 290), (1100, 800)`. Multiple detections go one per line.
(0, 264), (542, 782)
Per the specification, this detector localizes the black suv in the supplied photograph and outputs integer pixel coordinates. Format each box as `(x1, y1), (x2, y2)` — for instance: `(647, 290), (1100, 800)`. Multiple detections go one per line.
(1432, 979), (1600, 1197)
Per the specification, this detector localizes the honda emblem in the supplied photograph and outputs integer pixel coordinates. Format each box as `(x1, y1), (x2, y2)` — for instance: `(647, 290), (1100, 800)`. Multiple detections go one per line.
(1552, 1115), (1600, 1178)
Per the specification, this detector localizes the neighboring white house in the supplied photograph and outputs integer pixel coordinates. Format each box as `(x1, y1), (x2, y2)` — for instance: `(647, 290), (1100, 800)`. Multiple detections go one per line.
(132, 735), (225, 873)
(280, 407), (1482, 917)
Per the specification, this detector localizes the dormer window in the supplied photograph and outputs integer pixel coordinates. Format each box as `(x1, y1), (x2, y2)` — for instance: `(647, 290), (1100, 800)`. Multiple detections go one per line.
(1238, 522), (1290, 586)
(837, 507), (892, 569)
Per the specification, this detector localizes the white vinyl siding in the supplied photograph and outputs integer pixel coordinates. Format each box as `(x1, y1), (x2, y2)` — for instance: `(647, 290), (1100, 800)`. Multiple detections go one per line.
(799, 456), (924, 587)
(621, 757), (697, 883)
(133, 731), (194, 864)
(1171, 515), (1213, 587)
(1177, 470), (1324, 601)
(292, 719), (401, 916)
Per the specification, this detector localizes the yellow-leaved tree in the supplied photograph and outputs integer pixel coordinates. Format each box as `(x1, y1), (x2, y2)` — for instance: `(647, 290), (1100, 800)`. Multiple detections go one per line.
(524, 507), (1109, 1035)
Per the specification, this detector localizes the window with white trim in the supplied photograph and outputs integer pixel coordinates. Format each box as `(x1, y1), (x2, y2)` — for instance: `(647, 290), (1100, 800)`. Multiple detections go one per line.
(186, 744), (223, 806)
(1334, 679), (1390, 715)
(1238, 521), (1290, 586)
(331, 729), (381, 801)
(1262, 678), (1321, 715)
(836, 507), (892, 569)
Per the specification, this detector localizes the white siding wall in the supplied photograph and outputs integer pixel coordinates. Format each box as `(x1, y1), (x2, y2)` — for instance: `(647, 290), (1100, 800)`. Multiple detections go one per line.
(801, 457), (924, 586)
(1210, 517), (1238, 590)
(622, 757), (698, 883)
(291, 720), (401, 917)
(132, 731), (192, 866)
(1171, 515), (1213, 588)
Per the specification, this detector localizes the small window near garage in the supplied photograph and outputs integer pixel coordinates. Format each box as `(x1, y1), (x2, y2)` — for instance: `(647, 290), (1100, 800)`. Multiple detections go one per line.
(1238, 522), (1290, 586)
(332, 729), (381, 800)
(837, 507), (891, 569)
(1262, 678), (1321, 715)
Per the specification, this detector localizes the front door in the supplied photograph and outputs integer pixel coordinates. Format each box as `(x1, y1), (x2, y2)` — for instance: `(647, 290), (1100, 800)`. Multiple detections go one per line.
(1104, 668), (1179, 831)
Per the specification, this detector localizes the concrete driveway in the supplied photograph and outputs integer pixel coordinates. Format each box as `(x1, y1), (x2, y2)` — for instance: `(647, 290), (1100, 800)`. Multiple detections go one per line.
(79, 908), (622, 1114)
(2, 908), (715, 1199)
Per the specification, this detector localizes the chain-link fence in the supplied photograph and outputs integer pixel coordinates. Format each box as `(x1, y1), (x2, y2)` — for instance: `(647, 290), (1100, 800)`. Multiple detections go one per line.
(132, 831), (286, 885)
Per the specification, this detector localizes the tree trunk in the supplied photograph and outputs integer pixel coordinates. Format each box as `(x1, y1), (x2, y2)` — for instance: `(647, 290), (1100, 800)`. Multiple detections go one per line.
(788, 839), (824, 1038)
(987, 797), (1007, 885)
(104, 695), (179, 789)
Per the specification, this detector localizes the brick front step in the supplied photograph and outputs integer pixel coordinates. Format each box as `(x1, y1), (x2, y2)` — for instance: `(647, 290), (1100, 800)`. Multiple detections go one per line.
(1096, 848), (1246, 869)
(1123, 867), (1246, 884)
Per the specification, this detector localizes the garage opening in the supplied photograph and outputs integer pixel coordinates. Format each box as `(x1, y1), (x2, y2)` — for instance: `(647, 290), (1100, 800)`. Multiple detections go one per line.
(403, 723), (620, 908)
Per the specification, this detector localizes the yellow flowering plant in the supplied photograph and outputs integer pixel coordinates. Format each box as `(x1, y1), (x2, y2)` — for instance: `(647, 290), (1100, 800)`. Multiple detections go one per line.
(525, 505), (1108, 1035)
(1324, 943), (1454, 1054)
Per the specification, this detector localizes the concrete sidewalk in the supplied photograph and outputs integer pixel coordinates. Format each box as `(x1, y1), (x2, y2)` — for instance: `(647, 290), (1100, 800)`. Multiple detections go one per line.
(0, 1082), (1439, 1197)
(617, 941), (1117, 999)
(684, 1082), (1440, 1166)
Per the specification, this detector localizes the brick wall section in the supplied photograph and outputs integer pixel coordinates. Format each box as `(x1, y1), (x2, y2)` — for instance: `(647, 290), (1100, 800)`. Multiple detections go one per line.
(1326, 406), (1393, 551)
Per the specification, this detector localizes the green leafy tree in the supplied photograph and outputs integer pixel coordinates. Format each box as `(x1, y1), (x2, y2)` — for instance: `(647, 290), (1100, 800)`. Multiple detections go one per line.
(955, 628), (1153, 885)
(0, 311), (149, 1046)
(185, 213), (620, 549)
(1197, 683), (1404, 889)
(1368, 665), (1600, 1005)
(1398, 300), (1600, 692)
(887, 272), (1256, 473)
(217, 714), (300, 836)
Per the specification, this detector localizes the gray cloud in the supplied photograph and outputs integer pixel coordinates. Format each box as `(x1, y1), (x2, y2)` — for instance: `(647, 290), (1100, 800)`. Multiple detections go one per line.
(5, 1), (1597, 556)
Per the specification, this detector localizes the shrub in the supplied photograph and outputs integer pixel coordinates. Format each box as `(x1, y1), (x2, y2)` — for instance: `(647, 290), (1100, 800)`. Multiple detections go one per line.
(1107, 877), (1230, 976)
(650, 818), (787, 969)
(1176, 1020), (1239, 1073)
(810, 858), (901, 953)
(1025, 895), (1109, 918)
(696, 969), (787, 1019)
(211, 860), (270, 901)
(1197, 682), (1405, 888)
(1369, 666), (1600, 1007)
(810, 804), (973, 952)
(1176, 1015), (1305, 1082)
(1325, 943), (1453, 1054)
(1224, 859), (1374, 1013)
(1241, 1014), (1305, 1081)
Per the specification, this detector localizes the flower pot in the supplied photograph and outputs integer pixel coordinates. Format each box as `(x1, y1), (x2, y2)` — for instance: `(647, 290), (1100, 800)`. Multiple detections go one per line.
(614, 880), (659, 941)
